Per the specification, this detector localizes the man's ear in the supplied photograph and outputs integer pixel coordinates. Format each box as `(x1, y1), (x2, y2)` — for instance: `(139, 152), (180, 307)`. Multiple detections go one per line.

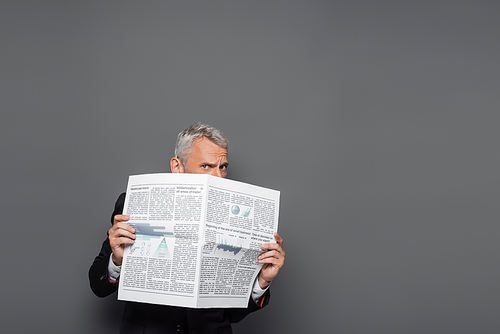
(170, 157), (185, 174)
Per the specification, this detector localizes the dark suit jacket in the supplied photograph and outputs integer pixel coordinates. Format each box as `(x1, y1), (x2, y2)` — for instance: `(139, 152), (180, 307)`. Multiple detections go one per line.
(89, 193), (269, 334)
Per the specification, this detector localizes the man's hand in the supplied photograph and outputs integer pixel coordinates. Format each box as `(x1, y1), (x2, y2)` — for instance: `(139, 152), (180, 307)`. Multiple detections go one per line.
(257, 232), (285, 289)
(108, 215), (135, 266)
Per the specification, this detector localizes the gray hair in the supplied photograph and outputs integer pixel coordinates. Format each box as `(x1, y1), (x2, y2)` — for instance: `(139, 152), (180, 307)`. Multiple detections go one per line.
(174, 123), (228, 165)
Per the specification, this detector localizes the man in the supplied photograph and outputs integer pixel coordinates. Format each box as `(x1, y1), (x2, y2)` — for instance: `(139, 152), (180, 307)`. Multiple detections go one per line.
(89, 123), (285, 334)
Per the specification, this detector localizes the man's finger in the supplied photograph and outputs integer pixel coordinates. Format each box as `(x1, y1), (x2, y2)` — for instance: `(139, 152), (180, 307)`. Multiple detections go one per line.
(111, 222), (135, 233)
(258, 250), (281, 261)
(260, 242), (284, 253)
(110, 226), (136, 238)
(113, 214), (130, 224)
(114, 236), (136, 246)
(274, 232), (283, 246)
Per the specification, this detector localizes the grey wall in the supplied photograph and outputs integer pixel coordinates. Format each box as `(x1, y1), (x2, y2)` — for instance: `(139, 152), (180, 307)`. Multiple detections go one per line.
(2, 1), (500, 333)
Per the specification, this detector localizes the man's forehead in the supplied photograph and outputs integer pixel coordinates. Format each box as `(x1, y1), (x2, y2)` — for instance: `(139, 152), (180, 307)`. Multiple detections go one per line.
(190, 137), (228, 157)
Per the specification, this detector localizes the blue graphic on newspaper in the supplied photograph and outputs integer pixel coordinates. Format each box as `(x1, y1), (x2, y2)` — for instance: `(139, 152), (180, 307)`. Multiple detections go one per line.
(129, 223), (174, 259)
(215, 235), (250, 256)
(230, 205), (252, 217)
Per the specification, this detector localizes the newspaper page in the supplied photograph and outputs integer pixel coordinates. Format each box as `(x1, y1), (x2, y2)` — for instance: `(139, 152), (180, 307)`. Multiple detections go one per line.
(117, 173), (280, 308)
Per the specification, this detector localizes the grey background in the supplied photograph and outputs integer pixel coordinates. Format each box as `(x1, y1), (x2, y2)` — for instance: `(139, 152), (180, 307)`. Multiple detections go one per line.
(1, 1), (499, 333)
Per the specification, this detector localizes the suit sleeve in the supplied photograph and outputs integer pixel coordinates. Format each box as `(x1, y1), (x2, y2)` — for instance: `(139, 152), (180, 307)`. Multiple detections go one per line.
(88, 193), (126, 297)
(226, 289), (270, 323)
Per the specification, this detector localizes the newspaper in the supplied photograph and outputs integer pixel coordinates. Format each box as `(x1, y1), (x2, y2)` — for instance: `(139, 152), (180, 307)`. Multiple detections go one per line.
(117, 173), (280, 308)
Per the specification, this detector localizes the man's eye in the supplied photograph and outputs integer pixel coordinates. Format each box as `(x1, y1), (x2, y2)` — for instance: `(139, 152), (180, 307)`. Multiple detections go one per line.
(220, 165), (227, 170)
(201, 165), (209, 169)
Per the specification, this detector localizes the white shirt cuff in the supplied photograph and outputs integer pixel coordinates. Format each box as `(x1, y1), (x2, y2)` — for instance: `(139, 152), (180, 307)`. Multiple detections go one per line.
(251, 276), (269, 302)
(107, 254), (121, 283)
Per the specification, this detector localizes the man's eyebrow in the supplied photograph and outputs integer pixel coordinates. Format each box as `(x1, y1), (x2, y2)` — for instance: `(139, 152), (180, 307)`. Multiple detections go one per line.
(200, 162), (218, 166)
(199, 160), (229, 167)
